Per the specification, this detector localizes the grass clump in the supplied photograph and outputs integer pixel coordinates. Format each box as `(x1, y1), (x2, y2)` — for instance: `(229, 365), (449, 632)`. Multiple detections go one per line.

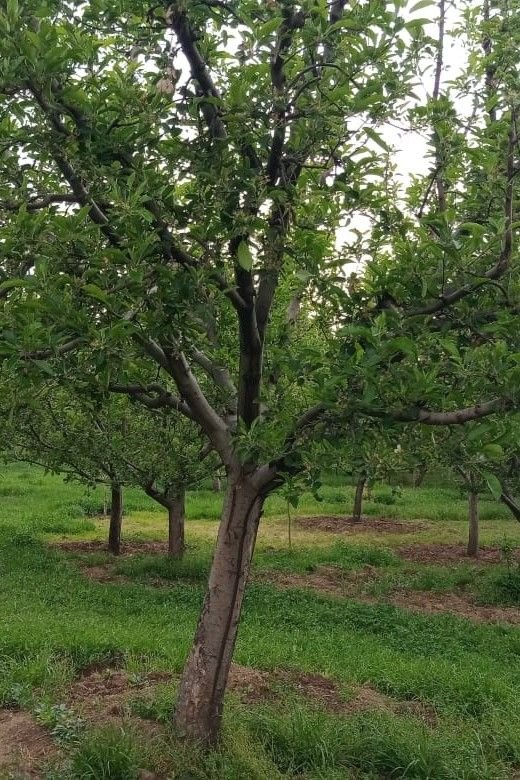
(254, 541), (397, 574)
(114, 548), (211, 582)
(68, 727), (142, 780)
(249, 706), (509, 779)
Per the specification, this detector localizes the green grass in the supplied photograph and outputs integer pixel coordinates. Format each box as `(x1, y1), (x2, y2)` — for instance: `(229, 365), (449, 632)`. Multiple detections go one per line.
(1, 464), (520, 778)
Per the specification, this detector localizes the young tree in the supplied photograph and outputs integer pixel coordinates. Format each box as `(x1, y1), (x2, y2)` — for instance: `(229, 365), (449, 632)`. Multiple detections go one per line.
(2, 382), (207, 556)
(2, 386), (129, 553)
(0, 0), (519, 743)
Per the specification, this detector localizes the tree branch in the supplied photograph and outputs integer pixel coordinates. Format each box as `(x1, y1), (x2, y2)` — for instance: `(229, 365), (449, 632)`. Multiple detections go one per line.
(408, 109), (517, 318)
(363, 397), (511, 425)
(108, 382), (196, 420)
(162, 348), (236, 468)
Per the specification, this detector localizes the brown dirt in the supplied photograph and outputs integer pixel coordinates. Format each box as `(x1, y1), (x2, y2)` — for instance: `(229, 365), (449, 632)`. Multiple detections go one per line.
(265, 562), (520, 626)
(298, 516), (427, 534)
(385, 590), (520, 625)
(227, 664), (272, 703)
(0, 665), (437, 775)
(68, 667), (172, 725)
(53, 540), (170, 556)
(260, 564), (380, 598)
(397, 543), (517, 565)
(0, 710), (57, 778)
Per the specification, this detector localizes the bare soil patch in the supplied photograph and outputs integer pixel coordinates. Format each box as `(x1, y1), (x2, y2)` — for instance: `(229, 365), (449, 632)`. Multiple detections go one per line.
(265, 562), (520, 625)
(397, 543), (517, 565)
(386, 590), (520, 625)
(261, 564), (380, 598)
(68, 667), (172, 725)
(298, 516), (427, 534)
(53, 540), (170, 556)
(0, 709), (57, 778)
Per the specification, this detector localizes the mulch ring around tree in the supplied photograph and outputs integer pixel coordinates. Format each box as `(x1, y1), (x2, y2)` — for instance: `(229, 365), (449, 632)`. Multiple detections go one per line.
(0, 662), (439, 778)
(297, 516), (428, 534)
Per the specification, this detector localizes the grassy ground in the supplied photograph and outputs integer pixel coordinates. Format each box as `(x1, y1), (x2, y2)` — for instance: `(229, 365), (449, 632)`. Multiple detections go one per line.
(1, 463), (520, 779)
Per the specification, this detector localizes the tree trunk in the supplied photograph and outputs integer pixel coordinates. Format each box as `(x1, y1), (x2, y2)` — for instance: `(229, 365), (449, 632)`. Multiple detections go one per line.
(168, 488), (186, 558)
(212, 476), (222, 492)
(175, 475), (264, 744)
(108, 482), (123, 556)
(413, 463), (428, 488)
(501, 490), (520, 523)
(467, 491), (479, 557)
(352, 474), (366, 522)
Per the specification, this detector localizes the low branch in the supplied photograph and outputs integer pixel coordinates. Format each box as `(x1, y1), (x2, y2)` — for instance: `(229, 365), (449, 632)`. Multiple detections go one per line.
(501, 489), (520, 523)
(0, 193), (80, 211)
(109, 382), (196, 420)
(363, 397), (511, 426)
(22, 337), (87, 361)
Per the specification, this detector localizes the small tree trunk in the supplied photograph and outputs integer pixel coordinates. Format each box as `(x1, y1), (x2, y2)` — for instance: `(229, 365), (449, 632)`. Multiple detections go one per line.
(168, 488), (185, 558)
(212, 476), (222, 492)
(175, 475), (264, 745)
(108, 482), (123, 556)
(413, 463), (428, 488)
(467, 491), (479, 557)
(352, 475), (366, 522)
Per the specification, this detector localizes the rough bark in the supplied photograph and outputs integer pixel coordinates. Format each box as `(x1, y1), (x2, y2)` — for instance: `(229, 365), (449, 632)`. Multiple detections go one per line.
(168, 487), (186, 558)
(352, 475), (366, 522)
(108, 482), (123, 556)
(175, 475), (264, 744)
(467, 491), (479, 557)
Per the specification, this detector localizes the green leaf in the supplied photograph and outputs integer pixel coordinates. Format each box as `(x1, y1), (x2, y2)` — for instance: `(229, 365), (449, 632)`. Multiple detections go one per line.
(237, 241), (253, 271)
(82, 284), (109, 304)
(482, 443), (504, 460)
(0, 277), (36, 292)
(410, 0), (434, 11)
(389, 336), (416, 356)
(330, 16), (362, 31)
(7, 0), (19, 25)
(365, 127), (390, 152)
(456, 222), (486, 238)
(483, 471), (502, 500)
(257, 18), (282, 39)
